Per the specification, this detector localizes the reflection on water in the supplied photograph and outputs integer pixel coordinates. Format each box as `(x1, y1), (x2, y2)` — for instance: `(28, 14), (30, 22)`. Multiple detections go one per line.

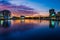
(3, 20), (11, 28)
(0, 19), (57, 29)
(0, 20), (60, 31)
(0, 20), (11, 28)
(0, 19), (60, 40)
(49, 20), (56, 29)
(0, 20), (59, 32)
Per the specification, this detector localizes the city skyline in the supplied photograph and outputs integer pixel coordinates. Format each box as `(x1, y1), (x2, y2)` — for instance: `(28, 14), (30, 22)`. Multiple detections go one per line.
(0, 0), (60, 17)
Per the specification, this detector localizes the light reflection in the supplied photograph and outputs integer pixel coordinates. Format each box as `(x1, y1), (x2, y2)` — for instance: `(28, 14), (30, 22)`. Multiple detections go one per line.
(0, 19), (58, 33)
(11, 19), (49, 26)
(2, 20), (11, 28)
(57, 21), (60, 27)
(49, 20), (56, 29)
(0, 20), (52, 29)
(0, 20), (3, 25)
(0, 20), (11, 28)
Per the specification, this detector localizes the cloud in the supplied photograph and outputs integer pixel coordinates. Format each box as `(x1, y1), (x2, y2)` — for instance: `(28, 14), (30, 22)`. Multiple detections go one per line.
(0, 0), (35, 11)
(0, 0), (11, 5)
(9, 0), (27, 6)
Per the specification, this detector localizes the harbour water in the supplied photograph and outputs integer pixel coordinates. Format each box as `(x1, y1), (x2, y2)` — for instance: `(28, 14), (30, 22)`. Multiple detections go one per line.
(0, 19), (60, 40)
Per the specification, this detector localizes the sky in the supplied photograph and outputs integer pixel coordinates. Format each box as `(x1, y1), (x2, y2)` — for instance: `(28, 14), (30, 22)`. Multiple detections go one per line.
(0, 0), (60, 16)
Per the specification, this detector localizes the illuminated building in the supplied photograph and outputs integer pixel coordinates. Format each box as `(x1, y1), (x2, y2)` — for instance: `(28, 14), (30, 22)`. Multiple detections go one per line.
(1, 10), (11, 19)
(49, 9), (56, 19)
(20, 16), (25, 19)
(56, 12), (60, 19)
(0, 11), (4, 19)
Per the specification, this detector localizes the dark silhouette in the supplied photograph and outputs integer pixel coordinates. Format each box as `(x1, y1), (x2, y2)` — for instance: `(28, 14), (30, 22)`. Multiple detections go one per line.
(56, 12), (60, 20)
(0, 10), (11, 19)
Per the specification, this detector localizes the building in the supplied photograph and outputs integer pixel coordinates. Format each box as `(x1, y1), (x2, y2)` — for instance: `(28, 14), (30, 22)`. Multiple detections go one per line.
(57, 12), (60, 19)
(20, 16), (25, 19)
(0, 11), (4, 19)
(49, 9), (56, 19)
(57, 12), (60, 16)
(0, 10), (11, 19)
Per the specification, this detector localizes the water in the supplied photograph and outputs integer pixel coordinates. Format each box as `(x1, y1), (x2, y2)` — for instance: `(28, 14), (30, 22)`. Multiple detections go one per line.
(0, 19), (60, 40)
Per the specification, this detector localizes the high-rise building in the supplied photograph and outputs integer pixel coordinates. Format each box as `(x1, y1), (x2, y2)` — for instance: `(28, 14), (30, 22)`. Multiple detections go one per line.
(57, 12), (60, 17)
(56, 12), (60, 19)
(0, 11), (4, 19)
(49, 9), (56, 18)
(1, 10), (11, 19)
